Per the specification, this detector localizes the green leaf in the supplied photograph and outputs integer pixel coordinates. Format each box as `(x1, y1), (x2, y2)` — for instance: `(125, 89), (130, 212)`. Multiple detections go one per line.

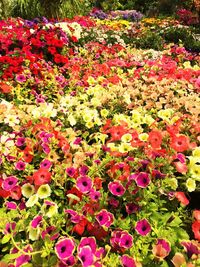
(2, 253), (22, 262)
(1, 234), (11, 244)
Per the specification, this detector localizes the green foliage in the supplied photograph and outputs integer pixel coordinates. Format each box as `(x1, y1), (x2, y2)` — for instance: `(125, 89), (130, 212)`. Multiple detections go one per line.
(134, 30), (164, 51)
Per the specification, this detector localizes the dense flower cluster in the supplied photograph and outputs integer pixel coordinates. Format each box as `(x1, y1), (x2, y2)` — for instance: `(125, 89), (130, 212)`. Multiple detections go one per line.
(0, 13), (200, 267)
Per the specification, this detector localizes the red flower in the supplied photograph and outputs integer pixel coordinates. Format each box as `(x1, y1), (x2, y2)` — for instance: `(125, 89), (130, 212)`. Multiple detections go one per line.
(73, 217), (88, 235)
(0, 83), (12, 93)
(170, 135), (190, 152)
(193, 210), (200, 221)
(33, 168), (51, 186)
(148, 130), (163, 149)
(192, 221), (200, 241)
(175, 192), (189, 206)
(22, 147), (33, 163)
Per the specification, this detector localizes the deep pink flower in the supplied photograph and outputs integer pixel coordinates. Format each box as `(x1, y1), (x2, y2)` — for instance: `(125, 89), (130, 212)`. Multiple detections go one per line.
(16, 137), (26, 147)
(66, 167), (76, 177)
(152, 239), (171, 260)
(15, 161), (26, 171)
(79, 165), (89, 175)
(119, 232), (133, 249)
(135, 172), (150, 188)
(135, 219), (151, 236)
(76, 176), (93, 193)
(55, 237), (75, 260)
(2, 176), (18, 191)
(16, 74), (26, 83)
(125, 203), (140, 214)
(78, 246), (94, 267)
(78, 237), (97, 253)
(65, 209), (81, 223)
(108, 181), (125, 196)
(96, 209), (114, 228)
(121, 255), (136, 267)
(4, 222), (16, 234)
(40, 159), (52, 169)
(31, 215), (43, 228)
(89, 189), (101, 201)
(60, 255), (76, 266)
(5, 201), (17, 210)
(41, 226), (59, 241)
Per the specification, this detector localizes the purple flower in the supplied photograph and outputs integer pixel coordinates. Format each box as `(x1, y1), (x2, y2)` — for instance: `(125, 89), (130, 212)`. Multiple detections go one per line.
(4, 222), (16, 234)
(55, 237), (75, 260)
(135, 172), (150, 188)
(78, 237), (97, 254)
(126, 203), (140, 214)
(73, 137), (82, 145)
(15, 161), (26, 171)
(66, 167), (76, 177)
(108, 181), (126, 196)
(5, 201), (17, 210)
(2, 176), (18, 191)
(119, 232), (133, 249)
(16, 137), (26, 147)
(181, 240), (200, 258)
(40, 159), (52, 169)
(135, 219), (151, 236)
(96, 209), (114, 228)
(121, 255), (136, 267)
(79, 165), (89, 176)
(78, 246), (94, 267)
(76, 176), (92, 193)
(31, 215), (43, 228)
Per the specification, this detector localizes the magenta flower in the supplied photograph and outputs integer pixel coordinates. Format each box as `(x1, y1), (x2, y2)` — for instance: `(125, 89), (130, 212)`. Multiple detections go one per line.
(73, 137), (82, 145)
(135, 172), (150, 188)
(16, 137), (26, 147)
(89, 189), (101, 201)
(65, 209), (81, 223)
(2, 176), (18, 191)
(16, 74), (26, 83)
(4, 222), (16, 234)
(135, 219), (151, 236)
(119, 232), (133, 249)
(42, 143), (51, 154)
(40, 159), (52, 169)
(109, 198), (119, 208)
(121, 255), (136, 267)
(60, 255), (76, 266)
(78, 237), (97, 254)
(15, 245), (32, 267)
(108, 181), (125, 196)
(181, 241), (200, 258)
(96, 209), (114, 228)
(55, 237), (75, 260)
(15, 161), (26, 171)
(5, 201), (17, 210)
(79, 165), (89, 176)
(78, 246), (94, 267)
(66, 167), (76, 177)
(76, 176), (93, 193)
(31, 215), (43, 228)
(41, 226), (59, 241)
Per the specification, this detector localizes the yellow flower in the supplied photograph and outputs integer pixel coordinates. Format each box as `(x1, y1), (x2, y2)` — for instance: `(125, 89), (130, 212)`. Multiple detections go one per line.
(100, 109), (109, 117)
(26, 194), (38, 207)
(118, 143), (132, 153)
(189, 164), (200, 181)
(37, 184), (51, 199)
(121, 133), (132, 143)
(186, 178), (196, 192)
(22, 183), (35, 198)
(139, 133), (149, 141)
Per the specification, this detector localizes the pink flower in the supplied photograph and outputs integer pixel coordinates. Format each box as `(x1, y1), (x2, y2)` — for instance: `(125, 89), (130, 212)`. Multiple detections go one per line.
(55, 237), (75, 260)
(2, 176), (18, 191)
(78, 246), (94, 267)
(108, 181), (125, 196)
(96, 209), (114, 228)
(135, 219), (151, 236)
(76, 176), (93, 193)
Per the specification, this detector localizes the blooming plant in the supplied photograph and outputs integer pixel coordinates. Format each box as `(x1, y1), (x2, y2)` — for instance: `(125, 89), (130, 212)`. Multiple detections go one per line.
(0, 11), (200, 267)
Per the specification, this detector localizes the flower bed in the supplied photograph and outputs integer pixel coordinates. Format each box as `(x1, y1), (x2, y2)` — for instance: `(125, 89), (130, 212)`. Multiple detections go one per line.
(0, 14), (200, 267)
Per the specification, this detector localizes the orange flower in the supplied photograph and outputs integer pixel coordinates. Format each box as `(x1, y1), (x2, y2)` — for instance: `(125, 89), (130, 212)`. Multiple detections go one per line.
(170, 135), (190, 152)
(175, 192), (189, 206)
(192, 221), (200, 241)
(148, 130), (163, 149)
(33, 168), (52, 186)
(193, 210), (200, 221)
(0, 83), (12, 93)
